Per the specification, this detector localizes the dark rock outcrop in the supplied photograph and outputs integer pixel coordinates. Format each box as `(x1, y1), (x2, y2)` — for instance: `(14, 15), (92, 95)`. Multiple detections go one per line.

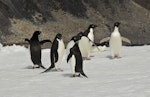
(0, 0), (149, 46)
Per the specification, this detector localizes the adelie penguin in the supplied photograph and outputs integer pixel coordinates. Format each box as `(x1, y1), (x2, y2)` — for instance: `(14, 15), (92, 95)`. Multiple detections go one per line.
(67, 35), (88, 78)
(78, 32), (92, 60)
(25, 31), (52, 69)
(100, 22), (131, 59)
(42, 33), (65, 73)
(78, 24), (97, 59)
(84, 24), (97, 42)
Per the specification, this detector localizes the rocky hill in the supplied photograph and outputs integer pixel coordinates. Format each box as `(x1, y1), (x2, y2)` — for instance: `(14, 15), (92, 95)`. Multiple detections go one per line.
(0, 0), (149, 46)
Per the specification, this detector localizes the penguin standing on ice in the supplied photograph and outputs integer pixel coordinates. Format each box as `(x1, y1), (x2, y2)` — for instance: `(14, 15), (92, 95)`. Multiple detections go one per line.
(100, 22), (131, 59)
(43, 33), (65, 73)
(109, 22), (122, 58)
(67, 35), (88, 78)
(78, 24), (97, 59)
(78, 32), (92, 60)
(25, 31), (51, 69)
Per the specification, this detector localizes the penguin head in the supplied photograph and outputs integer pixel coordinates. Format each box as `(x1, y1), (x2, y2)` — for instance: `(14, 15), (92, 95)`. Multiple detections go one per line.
(71, 36), (77, 41)
(88, 24), (97, 29)
(77, 32), (84, 38)
(33, 31), (41, 36)
(72, 35), (81, 43)
(114, 22), (120, 27)
(56, 33), (62, 40)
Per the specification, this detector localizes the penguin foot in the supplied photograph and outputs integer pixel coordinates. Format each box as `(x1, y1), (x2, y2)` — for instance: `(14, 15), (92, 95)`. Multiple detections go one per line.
(86, 57), (91, 60)
(32, 65), (40, 69)
(52, 68), (63, 72)
(71, 74), (76, 78)
(90, 55), (94, 57)
(71, 74), (81, 78)
(57, 68), (63, 72)
(111, 56), (121, 59)
(116, 56), (121, 59)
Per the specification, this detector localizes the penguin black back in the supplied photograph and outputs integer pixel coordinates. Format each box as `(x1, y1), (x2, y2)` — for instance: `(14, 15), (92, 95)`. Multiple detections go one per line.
(25, 31), (46, 69)
(31, 31), (43, 68)
(50, 34), (62, 68)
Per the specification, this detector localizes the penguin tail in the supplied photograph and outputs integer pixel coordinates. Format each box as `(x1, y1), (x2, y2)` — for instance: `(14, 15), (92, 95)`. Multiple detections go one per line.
(40, 65), (46, 69)
(80, 71), (88, 78)
(41, 67), (53, 73)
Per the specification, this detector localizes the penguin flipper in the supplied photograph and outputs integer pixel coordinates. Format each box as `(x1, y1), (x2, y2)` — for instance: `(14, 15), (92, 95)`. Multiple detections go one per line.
(25, 38), (30, 43)
(80, 72), (88, 78)
(41, 66), (53, 73)
(100, 37), (110, 43)
(67, 52), (72, 63)
(54, 50), (58, 63)
(40, 40), (52, 45)
(121, 37), (131, 44)
(50, 53), (55, 67)
(41, 68), (50, 73)
(40, 65), (46, 69)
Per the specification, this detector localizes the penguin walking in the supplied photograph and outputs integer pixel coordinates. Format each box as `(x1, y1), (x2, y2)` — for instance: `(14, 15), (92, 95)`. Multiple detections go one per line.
(43, 33), (65, 73)
(67, 36), (88, 78)
(100, 22), (131, 59)
(78, 32), (92, 60)
(25, 31), (52, 69)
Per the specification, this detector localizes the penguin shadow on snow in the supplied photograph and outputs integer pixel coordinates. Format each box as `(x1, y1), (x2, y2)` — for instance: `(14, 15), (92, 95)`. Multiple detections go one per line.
(24, 31), (52, 69)
(24, 65), (35, 69)
(62, 73), (73, 78)
(62, 73), (88, 78)
(24, 65), (47, 69)
(106, 55), (122, 59)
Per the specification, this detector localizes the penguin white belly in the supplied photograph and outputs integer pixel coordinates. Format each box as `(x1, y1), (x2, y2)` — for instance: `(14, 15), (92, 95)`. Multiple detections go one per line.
(79, 37), (91, 58)
(55, 39), (65, 69)
(88, 29), (94, 42)
(69, 55), (76, 74)
(66, 41), (74, 56)
(109, 33), (122, 57)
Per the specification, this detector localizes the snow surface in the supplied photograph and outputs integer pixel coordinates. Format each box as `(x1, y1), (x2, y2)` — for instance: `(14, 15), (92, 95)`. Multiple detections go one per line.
(0, 44), (150, 97)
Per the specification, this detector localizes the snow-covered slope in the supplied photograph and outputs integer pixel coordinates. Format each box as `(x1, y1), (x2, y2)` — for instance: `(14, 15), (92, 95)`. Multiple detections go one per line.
(0, 45), (150, 97)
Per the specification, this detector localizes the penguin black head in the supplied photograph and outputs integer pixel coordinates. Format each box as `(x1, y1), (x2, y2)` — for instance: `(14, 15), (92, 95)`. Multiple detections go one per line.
(88, 24), (97, 29)
(114, 22), (120, 27)
(56, 33), (62, 39)
(72, 35), (81, 43)
(77, 32), (84, 38)
(71, 36), (78, 42)
(33, 31), (41, 36)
